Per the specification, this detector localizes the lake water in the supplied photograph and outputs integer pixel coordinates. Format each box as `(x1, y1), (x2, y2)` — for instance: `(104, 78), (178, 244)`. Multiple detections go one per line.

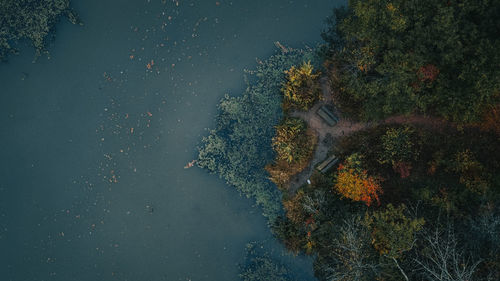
(0, 0), (342, 280)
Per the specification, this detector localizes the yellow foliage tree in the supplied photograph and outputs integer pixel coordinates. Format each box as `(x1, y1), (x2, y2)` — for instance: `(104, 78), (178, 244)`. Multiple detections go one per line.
(266, 118), (317, 189)
(282, 61), (321, 111)
(334, 153), (382, 206)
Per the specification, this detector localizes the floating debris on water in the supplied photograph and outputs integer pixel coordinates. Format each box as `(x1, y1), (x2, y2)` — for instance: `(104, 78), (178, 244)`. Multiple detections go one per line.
(184, 160), (196, 169)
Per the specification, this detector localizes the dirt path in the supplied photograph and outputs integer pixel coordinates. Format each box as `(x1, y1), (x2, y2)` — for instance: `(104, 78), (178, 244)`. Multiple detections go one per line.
(286, 77), (450, 194)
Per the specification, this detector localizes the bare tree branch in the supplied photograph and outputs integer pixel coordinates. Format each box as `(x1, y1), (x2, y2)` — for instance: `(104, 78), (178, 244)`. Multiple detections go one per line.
(415, 223), (481, 281)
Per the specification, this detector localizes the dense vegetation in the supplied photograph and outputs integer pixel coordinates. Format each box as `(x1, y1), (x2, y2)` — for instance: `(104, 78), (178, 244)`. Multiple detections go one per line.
(275, 0), (500, 279)
(197, 48), (319, 223)
(282, 61), (322, 111)
(275, 124), (500, 280)
(0, 0), (81, 61)
(264, 61), (322, 191)
(198, 0), (500, 280)
(239, 242), (294, 281)
(323, 0), (500, 123)
(266, 117), (317, 189)
(334, 152), (382, 206)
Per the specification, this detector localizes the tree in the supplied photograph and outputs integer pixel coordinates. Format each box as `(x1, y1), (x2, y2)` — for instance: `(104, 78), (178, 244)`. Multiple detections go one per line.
(379, 126), (420, 178)
(282, 61), (322, 111)
(365, 204), (425, 259)
(319, 216), (379, 281)
(479, 104), (500, 135)
(415, 223), (481, 281)
(334, 153), (382, 206)
(266, 118), (317, 189)
(417, 64), (440, 83)
(324, 0), (500, 123)
(365, 204), (425, 281)
(283, 190), (308, 224)
(272, 216), (307, 255)
(450, 149), (490, 194)
(271, 118), (312, 163)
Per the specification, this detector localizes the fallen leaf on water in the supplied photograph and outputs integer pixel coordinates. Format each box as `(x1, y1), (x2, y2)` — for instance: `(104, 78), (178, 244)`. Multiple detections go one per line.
(184, 160), (197, 169)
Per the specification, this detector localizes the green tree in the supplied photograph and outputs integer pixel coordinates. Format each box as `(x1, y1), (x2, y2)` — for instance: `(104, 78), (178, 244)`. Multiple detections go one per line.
(324, 0), (500, 123)
(379, 126), (420, 178)
(450, 149), (490, 194)
(365, 204), (425, 259)
(365, 204), (425, 280)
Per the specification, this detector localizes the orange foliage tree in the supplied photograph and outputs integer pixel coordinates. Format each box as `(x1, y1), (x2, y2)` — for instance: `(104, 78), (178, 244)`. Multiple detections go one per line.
(334, 153), (382, 206)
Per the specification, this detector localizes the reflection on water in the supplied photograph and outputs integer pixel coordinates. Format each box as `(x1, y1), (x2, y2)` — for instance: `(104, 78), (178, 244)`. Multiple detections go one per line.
(0, 0), (343, 280)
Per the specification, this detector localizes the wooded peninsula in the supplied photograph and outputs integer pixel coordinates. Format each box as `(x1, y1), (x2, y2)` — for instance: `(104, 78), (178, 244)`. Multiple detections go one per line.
(198, 1), (500, 280)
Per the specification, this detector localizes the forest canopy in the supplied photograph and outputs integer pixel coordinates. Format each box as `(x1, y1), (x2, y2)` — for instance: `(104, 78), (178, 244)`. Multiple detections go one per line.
(323, 0), (500, 123)
(0, 0), (80, 61)
(196, 1), (500, 280)
(275, 123), (500, 281)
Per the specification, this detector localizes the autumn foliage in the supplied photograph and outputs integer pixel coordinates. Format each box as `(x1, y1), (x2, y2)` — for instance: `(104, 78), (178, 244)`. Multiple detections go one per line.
(393, 161), (412, 178)
(266, 118), (317, 189)
(283, 190), (307, 224)
(479, 104), (500, 135)
(379, 126), (420, 178)
(417, 64), (439, 82)
(334, 154), (382, 206)
(282, 61), (321, 111)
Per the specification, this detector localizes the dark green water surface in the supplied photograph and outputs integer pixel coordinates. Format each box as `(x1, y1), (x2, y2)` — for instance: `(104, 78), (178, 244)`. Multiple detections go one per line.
(0, 1), (342, 280)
